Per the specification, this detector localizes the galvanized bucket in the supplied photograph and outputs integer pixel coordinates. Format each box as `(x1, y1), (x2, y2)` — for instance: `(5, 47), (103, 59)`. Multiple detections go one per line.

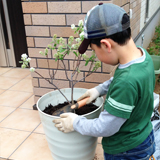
(37, 88), (104, 160)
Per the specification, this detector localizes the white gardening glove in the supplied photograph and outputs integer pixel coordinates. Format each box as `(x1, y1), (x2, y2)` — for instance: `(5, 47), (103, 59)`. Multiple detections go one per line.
(53, 113), (78, 133)
(77, 88), (100, 104)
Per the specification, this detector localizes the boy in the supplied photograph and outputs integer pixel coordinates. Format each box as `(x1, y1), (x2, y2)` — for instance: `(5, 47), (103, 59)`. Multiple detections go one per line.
(53, 3), (155, 160)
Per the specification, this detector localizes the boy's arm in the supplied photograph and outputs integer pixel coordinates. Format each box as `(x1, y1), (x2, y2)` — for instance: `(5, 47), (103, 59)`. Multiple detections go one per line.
(53, 110), (127, 137)
(77, 77), (114, 104)
(95, 77), (114, 96)
(53, 80), (136, 136)
(73, 110), (126, 137)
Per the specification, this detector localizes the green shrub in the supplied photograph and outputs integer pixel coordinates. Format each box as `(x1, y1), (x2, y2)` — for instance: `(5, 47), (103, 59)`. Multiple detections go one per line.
(147, 25), (160, 56)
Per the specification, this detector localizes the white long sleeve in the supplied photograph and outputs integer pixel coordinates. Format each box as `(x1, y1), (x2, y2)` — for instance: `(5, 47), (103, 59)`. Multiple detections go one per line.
(73, 110), (127, 137)
(95, 77), (113, 96)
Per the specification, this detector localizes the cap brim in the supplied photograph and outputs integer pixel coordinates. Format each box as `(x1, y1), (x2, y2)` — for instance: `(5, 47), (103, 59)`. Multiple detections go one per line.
(78, 39), (91, 54)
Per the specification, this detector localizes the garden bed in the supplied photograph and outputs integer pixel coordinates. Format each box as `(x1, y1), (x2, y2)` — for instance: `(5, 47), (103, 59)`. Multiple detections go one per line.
(147, 25), (160, 112)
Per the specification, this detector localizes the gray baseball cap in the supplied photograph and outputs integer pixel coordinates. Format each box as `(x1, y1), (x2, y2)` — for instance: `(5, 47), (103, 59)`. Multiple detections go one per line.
(78, 3), (130, 54)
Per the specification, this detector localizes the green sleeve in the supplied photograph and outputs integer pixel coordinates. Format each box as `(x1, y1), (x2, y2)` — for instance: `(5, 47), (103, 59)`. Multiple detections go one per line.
(104, 80), (138, 119)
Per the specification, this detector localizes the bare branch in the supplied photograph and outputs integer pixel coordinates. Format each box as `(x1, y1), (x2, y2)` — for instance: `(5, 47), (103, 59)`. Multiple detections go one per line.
(72, 55), (81, 79)
(72, 54), (77, 72)
(73, 68), (98, 87)
(74, 71), (79, 82)
(61, 60), (71, 81)
(46, 54), (54, 80)
(35, 71), (71, 105)
(88, 61), (94, 73)
(53, 59), (59, 78)
(70, 73), (74, 104)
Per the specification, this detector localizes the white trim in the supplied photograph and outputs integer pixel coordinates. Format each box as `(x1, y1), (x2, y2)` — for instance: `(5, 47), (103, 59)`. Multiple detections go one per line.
(107, 96), (135, 112)
(118, 47), (146, 69)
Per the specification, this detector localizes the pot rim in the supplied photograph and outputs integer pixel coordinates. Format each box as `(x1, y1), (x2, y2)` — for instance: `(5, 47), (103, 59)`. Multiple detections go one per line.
(37, 88), (104, 118)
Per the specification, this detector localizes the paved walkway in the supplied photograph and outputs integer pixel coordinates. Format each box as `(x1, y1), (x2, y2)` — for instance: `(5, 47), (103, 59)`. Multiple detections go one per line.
(0, 67), (103, 160)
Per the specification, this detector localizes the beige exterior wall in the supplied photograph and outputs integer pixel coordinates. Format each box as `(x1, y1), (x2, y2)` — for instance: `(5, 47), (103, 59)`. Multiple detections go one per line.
(21, 0), (160, 103)
(21, 1), (115, 103)
(148, 0), (160, 19)
(113, 0), (141, 39)
(140, 0), (160, 31)
(140, 0), (160, 30)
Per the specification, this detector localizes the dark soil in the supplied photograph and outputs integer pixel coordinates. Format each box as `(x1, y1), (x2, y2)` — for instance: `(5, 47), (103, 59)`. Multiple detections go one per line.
(43, 101), (98, 116)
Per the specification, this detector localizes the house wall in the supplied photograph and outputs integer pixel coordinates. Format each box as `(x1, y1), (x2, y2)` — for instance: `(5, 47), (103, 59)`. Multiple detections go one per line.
(21, 0), (160, 103)
(136, 9), (160, 49)
(140, 0), (160, 31)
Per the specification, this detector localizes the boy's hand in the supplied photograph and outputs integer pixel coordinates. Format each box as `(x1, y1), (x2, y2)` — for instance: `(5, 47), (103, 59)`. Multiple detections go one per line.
(77, 88), (100, 104)
(53, 113), (78, 133)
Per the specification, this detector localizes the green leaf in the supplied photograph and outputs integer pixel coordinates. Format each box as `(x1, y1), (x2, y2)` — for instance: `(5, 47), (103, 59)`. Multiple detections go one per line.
(45, 48), (48, 55)
(77, 68), (81, 73)
(67, 45), (71, 50)
(92, 67), (96, 72)
(88, 55), (95, 62)
(65, 50), (70, 55)
(76, 27), (80, 32)
(85, 61), (89, 66)
(59, 48), (66, 53)
(24, 61), (28, 65)
(73, 51), (78, 57)
(56, 39), (60, 44)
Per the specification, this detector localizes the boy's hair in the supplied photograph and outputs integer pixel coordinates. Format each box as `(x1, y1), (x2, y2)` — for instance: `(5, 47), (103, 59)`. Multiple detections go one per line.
(90, 14), (131, 47)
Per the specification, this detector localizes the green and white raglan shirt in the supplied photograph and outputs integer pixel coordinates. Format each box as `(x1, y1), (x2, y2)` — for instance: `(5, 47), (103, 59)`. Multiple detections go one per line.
(102, 47), (155, 154)
(73, 47), (155, 154)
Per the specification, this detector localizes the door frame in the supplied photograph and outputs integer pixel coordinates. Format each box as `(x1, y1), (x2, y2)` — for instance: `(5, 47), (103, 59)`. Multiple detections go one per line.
(6, 0), (28, 67)
(0, 0), (16, 67)
(0, 14), (8, 66)
(0, 0), (28, 67)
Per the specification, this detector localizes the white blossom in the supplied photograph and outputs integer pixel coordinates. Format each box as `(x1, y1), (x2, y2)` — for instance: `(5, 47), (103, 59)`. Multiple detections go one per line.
(80, 31), (84, 38)
(30, 67), (35, 72)
(95, 61), (101, 67)
(75, 38), (81, 42)
(71, 24), (75, 29)
(78, 20), (83, 26)
(54, 53), (58, 58)
(72, 44), (76, 49)
(27, 58), (31, 62)
(21, 53), (28, 59)
(48, 44), (52, 49)
(21, 64), (26, 69)
(82, 53), (88, 60)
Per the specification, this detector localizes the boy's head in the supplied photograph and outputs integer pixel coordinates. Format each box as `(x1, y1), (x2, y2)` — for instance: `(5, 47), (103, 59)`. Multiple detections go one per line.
(78, 3), (131, 55)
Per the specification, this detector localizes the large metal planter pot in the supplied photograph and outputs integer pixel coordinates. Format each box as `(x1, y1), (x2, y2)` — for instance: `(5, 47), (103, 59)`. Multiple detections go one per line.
(37, 88), (104, 160)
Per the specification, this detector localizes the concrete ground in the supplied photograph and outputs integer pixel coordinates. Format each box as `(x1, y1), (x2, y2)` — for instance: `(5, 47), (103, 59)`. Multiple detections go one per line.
(0, 67), (104, 160)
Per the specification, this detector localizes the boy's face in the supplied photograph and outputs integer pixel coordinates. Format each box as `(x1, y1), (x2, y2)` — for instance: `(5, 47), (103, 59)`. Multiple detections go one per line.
(91, 42), (119, 65)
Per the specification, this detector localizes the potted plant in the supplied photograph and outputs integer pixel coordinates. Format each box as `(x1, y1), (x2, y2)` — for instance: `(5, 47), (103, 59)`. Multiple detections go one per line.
(20, 20), (104, 160)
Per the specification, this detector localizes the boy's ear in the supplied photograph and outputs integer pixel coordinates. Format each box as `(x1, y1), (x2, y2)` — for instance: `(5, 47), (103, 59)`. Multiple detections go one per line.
(100, 39), (111, 53)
